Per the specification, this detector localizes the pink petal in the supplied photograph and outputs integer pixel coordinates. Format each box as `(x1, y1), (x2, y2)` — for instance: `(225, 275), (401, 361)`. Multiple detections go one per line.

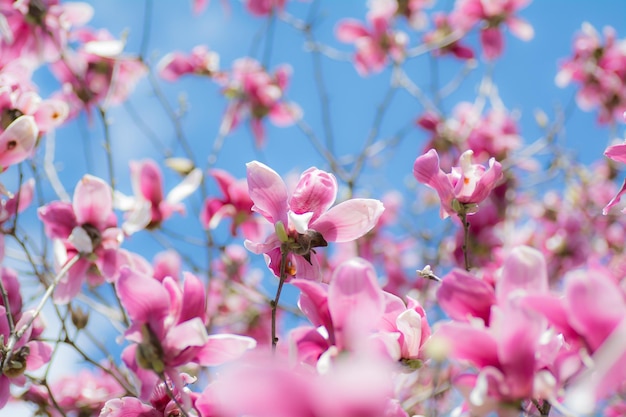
(25, 341), (52, 371)
(73, 175), (113, 227)
(290, 167), (338, 221)
(209, 168), (236, 199)
(37, 202), (77, 239)
(162, 317), (209, 357)
(605, 143), (626, 164)
(246, 161), (289, 225)
(269, 102), (300, 126)
(496, 246), (548, 303)
(132, 160), (164, 205)
(194, 334), (257, 366)
(506, 16), (534, 41)
(480, 27), (504, 60)
(603, 178), (626, 215)
(413, 149), (454, 218)
(336, 20), (370, 43)
(0, 115), (38, 170)
(434, 323), (499, 369)
(311, 198), (384, 242)
(328, 258), (385, 349)
(292, 279), (332, 329)
(436, 269), (495, 324)
(179, 272), (206, 323)
(158, 52), (194, 81)
(116, 267), (170, 326)
(100, 397), (160, 417)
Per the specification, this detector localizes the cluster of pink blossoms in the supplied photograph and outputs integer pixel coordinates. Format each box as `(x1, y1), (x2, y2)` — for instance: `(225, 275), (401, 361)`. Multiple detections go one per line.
(557, 23), (626, 124)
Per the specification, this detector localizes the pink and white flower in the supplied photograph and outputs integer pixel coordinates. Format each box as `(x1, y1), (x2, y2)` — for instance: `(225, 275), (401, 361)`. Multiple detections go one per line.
(244, 161), (384, 281)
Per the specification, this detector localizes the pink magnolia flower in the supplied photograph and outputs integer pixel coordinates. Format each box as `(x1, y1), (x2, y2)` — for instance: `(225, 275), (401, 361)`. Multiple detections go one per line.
(244, 161), (384, 281)
(336, 3), (408, 76)
(115, 159), (202, 235)
(201, 168), (263, 241)
(556, 23), (626, 124)
(0, 0), (93, 68)
(220, 57), (301, 147)
(423, 12), (475, 60)
(0, 307), (51, 408)
(603, 143), (626, 214)
(245, 0), (287, 16)
(450, 0), (534, 60)
(157, 45), (220, 81)
(37, 174), (123, 303)
(413, 149), (503, 218)
(116, 267), (256, 394)
(51, 28), (146, 118)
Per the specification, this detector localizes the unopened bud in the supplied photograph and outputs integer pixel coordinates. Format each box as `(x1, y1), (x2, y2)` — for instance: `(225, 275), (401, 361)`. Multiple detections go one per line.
(71, 306), (89, 330)
(275, 221), (288, 243)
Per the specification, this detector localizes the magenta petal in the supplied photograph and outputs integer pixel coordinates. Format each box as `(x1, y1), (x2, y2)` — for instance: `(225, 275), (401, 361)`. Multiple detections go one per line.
(180, 272), (206, 323)
(73, 175), (113, 227)
(246, 161), (289, 225)
(435, 322), (499, 369)
(605, 143), (626, 164)
(292, 279), (331, 329)
(0, 376), (9, 409)
(37, 202), (77, 239)
(195, 334), (257, 366)
(116, 267), (170, 325)
(209, 168), (236, 199)
(436, 268), (495, 324)
(312, 198), (384, 242)
(134, 159), (164, 205)
(480, 27), (504, 60)
(413, 149), (454, 218)
(335, 20), (370, 42)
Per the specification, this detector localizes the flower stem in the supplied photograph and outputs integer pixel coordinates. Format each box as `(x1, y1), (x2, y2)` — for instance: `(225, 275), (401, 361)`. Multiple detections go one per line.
(271, 250), (288, 351)
(459, 210), (471, 271)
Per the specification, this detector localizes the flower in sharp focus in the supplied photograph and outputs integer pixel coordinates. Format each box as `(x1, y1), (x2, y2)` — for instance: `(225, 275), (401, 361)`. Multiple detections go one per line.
(413, 149), (503, 218)
(244, 161), (384, 281)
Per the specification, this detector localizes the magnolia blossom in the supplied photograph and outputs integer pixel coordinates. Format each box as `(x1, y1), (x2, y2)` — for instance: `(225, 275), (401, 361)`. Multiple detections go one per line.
(244, 161), (384, 281)
(413, 149), (503, 218)
(450, 0), (534, 59)
(157, 45), (220, 81)
(220, 58), (301, 147)
(201, 168), (263, 241)
(37, 175), (123, 303)
(335, 2), (408, 76)
(114, 159), (202, 235)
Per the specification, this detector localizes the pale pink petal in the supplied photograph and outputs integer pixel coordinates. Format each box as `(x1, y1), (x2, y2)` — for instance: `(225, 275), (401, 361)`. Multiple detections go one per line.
(434, 323), (499, 369)
(603, 178), (626, 215)
(100, 397), (160, 417)
(25, 341), (52, 370)
(336, 20), (370, 43)
(251, 118), (265, 148)
(506, 16), (534, 41)
(293, 251), (322, 281)
(311, 198), (384, 242)
(292, 279), (331, 329)
(496, 246), (548, 303)
(163, 317), (209, 356)
(166, 168), (202, 204)
(396, 309), (422, 359)
(0, 115), (38, 170)
(246, 161), (289, 224)
(328, 258), (385, 349)
(243, 233), (280, 255)
(73, 175), (113, 227)
(61, 2), (95, 26)
(195, 334), (257, 366)
(269, 102), (300, 126)
(52, 258), (90, 304)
